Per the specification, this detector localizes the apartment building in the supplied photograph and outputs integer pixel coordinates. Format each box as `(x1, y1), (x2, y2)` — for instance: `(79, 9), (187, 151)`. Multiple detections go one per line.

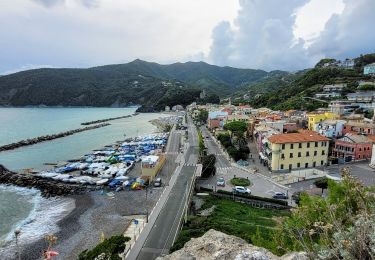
(267, 131), (329, 172)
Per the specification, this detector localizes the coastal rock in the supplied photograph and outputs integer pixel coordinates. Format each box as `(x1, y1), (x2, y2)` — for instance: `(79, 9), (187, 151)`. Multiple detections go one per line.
(0, 165), (87, 197)
(157, 229), (307, 260)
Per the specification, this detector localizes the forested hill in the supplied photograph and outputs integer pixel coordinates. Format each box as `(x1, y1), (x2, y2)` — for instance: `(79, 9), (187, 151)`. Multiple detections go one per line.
(0, 60), (274, 110)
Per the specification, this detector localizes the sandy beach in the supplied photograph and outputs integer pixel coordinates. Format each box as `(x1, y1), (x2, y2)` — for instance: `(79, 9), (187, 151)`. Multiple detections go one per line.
(19, 187), (163, 260)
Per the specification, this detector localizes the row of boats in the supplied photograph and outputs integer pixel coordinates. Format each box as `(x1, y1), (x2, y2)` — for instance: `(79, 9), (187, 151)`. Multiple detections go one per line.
(36, 133), (169, 187)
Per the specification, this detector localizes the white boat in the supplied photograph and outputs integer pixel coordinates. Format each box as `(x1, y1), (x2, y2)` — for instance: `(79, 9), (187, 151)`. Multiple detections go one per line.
(115, 176), (129, 181)
(96, 179), (109, 185)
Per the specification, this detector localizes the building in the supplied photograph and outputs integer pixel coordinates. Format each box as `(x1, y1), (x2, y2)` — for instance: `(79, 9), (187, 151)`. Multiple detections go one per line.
(267, 131), (329, 172)
(333, 134), (372, 162)
(226, 113), (250, 123)
(141, 155), (166, 181)
(364, 63), (375, 75)
(323, 83), (346, 92)
(315, 92), (341, 98)
(339, 59), (355, 69)
(307, 112), (338, 130)
(208, 111), (228, 130)
(343, 121), (375, 135)
(314, 119), (347, 138)
(347, 91), (375, 102)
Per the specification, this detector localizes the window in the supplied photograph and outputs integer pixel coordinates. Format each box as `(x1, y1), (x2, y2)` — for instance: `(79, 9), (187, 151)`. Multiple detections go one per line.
(281, 154), (285, 159)
(280, 164), (284, 169)
(305, 163), (308, 168)
(315, 142), (318, 147)
(297, 162), (300, 167)
(307, 142), (310, 148)
(359, 155), (361, 159)
(313, 162), (316, 167)
(290, 153), (293, 158)
(299, 143), (302, 148)
(306, 151), (310, 157)
(321, 160), (324, 165)
(282, 144), (285, 149)
(314, 151), (317, 156)
(359, 148), (362, 151)
(298, 152), (301, 157)
(322, 150), (325, 155)
(321, 141), (324, 146)
(289, 164), (292, 170)
(290, 144), (294, 149)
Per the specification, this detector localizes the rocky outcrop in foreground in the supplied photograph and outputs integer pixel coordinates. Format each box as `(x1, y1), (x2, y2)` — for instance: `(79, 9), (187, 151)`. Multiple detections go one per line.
(0, 123), (110, 152)
(0, 165), (90, 197)
(157, 229), (307, 260)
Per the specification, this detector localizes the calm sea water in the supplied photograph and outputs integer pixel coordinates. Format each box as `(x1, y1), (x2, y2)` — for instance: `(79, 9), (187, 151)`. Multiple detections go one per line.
(0, 107), (166, 255)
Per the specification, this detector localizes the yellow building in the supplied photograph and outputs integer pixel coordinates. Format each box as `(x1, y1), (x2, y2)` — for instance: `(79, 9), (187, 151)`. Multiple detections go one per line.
(307, 112), (338, 130)
(268, 131), (329, 172)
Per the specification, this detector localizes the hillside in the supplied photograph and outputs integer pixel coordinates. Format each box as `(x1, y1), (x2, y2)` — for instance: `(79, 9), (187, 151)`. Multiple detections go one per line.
(0, 60), (274, 110)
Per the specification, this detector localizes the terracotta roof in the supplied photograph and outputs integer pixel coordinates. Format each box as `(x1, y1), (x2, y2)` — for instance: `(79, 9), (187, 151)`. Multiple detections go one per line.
(268, 131), (329, 144)
(367, 135), (375, 143)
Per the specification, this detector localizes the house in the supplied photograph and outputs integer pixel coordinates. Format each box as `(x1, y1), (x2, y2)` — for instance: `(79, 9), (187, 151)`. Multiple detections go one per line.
(314, 119), (347, 138)
(347, 91), (375, 102)
(307, 112), (338, 130)
(343, 121), (375, 135)
(333, 134), (372, 162)
(267, 131), (329, 172)
(315, 92), (341, 98)
(323, 83), (346, 92)
(364, 63), (375, 75)
(226, 114), (250, 123)
(208, 111), (228, 130)
(339, 59), (355, 69)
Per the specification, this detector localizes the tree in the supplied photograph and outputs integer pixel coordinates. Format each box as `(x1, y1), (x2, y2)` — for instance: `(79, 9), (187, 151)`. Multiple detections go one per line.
(224, 121), (248, 137)
(201, 154), (216, 178)
(314, 177), (328, 194)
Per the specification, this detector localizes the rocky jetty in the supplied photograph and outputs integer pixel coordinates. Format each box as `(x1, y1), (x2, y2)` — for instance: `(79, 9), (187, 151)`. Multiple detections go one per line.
(80, 112), (139, 125)
(0, 123), (110, 152)
(157, 229), (307, 260)
(0, 165), (90, 197)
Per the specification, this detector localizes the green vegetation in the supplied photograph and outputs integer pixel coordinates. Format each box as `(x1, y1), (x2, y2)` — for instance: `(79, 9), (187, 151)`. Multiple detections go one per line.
(201, 154), (216, 178)
(79, 235), (130, 260)
(276, 169), (375, 259)
(315, 58), (337, 68)
(0, 59), (271, 107)
(357, 84), (375, 91)
(216, 189), (288, 206)
(230, 177), (251, 187)
(171, 195), (290, 254)
(314, 177), (328, 194)
(217, 123), (250, 161)
(194, 109), (209, 125)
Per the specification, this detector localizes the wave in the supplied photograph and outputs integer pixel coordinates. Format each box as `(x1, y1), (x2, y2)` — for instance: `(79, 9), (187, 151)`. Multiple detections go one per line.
(0, 185), (75, 258)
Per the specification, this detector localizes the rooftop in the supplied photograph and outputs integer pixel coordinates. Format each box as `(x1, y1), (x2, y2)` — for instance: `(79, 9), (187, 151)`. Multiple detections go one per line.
(268, 130), (329, 144)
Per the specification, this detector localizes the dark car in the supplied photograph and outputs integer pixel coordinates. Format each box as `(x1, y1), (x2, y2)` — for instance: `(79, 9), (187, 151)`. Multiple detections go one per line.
(153, 178), (162, 187)
(272, 192), (288, 199)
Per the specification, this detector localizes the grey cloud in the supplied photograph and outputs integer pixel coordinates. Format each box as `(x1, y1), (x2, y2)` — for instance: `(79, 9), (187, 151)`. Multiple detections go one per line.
(31, 0), (99, 8)
(208, 0), (312, 71)
(309, 0), (375, 60)
(31, 0), (65, 7)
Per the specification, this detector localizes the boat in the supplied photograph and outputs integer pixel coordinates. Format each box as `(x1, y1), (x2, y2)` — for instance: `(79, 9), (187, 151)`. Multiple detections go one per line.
(96, 179), (109, 185)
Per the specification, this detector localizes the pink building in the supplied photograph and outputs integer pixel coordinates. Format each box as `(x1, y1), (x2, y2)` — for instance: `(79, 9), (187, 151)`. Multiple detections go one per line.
(283, 123), (298, 133)
(343, 122), (375, 135)
(333, 133), (372, 161)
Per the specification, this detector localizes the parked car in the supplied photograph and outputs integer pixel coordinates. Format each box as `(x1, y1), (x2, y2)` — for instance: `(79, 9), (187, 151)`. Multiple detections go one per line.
(233, 186), (251, 194)
(153, 178), (162, 187)
(216, 177), (225, 187)
(272, 192), (288, 199)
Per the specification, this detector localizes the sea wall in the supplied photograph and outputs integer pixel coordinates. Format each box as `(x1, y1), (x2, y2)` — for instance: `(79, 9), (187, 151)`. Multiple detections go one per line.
(0, 123), (110, 152)
(80, 112), (139, 125)
(0, 165), (91, 197)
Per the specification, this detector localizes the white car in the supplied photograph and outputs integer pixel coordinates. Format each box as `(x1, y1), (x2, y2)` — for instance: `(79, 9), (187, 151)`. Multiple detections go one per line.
(233, 186), (251, 194)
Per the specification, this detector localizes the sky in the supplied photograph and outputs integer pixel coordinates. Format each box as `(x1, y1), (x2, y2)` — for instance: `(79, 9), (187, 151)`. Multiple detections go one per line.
(0, 0), (374, 74)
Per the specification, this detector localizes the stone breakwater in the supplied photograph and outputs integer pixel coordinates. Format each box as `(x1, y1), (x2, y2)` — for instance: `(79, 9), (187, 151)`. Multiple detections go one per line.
(80, 112), (139, 125)
(0, 165), (92, 197)
(0, 123), (110, 152)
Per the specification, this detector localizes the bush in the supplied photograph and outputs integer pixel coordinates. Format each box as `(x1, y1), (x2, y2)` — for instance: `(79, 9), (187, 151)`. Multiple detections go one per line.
(79, 235), (130, 260)
(230, 177), (251, 187)
(216, 189), (288, 206)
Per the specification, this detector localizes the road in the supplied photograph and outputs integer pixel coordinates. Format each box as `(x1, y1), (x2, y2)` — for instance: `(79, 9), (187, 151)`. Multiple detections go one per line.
(198, 126), (289, 199)
(134, 116), (198, 260)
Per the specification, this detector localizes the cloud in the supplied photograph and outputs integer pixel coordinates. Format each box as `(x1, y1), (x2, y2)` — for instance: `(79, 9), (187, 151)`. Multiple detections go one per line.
(31, 0), (65, 7)
(308, 0), (375, 59)
(31, 0), (100, 8)
(208, 0), (312, 71)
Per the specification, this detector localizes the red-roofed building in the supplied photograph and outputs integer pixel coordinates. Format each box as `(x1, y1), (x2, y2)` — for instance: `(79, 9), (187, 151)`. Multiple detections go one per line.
(333, 133), (372, 162)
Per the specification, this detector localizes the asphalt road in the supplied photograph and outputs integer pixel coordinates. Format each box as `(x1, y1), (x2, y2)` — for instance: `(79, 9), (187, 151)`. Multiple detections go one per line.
(136, 117), (198, 260)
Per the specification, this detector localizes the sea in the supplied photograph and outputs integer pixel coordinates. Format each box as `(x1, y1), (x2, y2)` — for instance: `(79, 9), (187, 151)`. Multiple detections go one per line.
(0, 107), (166, 257)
